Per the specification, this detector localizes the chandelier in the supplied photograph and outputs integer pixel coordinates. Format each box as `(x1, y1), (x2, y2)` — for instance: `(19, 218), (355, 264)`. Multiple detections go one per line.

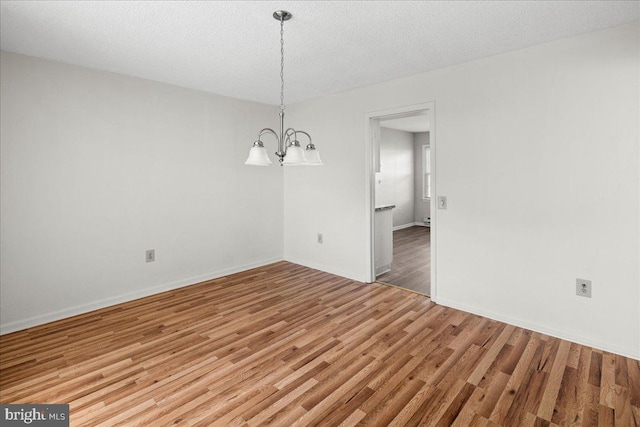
(245, 11), (323, 166)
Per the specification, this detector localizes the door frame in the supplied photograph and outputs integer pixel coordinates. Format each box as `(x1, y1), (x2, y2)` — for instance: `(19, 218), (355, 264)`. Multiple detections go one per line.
(364, 102), (437, 299)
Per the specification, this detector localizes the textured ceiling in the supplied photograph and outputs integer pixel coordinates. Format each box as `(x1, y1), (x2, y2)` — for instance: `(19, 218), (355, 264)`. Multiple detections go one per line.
(1, 1), (638, 106)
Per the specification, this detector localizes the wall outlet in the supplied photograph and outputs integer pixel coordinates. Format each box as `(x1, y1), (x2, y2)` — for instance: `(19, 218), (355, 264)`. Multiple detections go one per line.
(576, 278), (591, 298)
(145, 249), (155, 263)
(317, 233), (323, 244)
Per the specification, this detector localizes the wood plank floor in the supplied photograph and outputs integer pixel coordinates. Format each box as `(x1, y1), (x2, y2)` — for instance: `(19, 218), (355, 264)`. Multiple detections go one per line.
(1, 261), (638, 426)
(378, 226), (430, 296)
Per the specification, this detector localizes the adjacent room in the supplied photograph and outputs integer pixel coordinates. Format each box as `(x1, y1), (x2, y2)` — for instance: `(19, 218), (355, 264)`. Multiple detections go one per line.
(1, 1), (639, 425)
(374, 114), (432, 295)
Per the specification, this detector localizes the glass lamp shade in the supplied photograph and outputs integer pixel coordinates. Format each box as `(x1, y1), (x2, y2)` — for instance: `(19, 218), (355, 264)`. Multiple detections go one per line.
(304, 147), (323, 165)
(282, 144), (308, 165)
(245, 145), (272, 166)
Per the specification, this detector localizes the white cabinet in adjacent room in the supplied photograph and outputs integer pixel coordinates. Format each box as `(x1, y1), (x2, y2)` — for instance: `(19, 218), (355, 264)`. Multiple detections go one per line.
(374, 205), (394, 276)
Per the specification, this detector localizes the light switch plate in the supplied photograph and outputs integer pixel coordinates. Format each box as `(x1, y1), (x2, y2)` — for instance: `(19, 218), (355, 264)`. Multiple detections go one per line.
(437, 196), (447, 210)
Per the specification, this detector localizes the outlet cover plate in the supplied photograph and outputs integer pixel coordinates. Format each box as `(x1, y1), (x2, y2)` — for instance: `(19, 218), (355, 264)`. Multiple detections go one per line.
(576, 278), (591, 298)
(146, 249), (155, 263)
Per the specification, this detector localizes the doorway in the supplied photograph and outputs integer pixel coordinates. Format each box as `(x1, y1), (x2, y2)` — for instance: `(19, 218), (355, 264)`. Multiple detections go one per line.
(366, 103), (436, 298)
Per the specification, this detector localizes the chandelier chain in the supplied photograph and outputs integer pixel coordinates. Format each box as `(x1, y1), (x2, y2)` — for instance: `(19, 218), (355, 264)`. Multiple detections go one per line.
(280, 18), (285, 112)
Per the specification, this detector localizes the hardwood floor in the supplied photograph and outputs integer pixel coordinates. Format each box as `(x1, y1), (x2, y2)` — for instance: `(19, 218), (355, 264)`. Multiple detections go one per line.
(1, 261), (638, 426)
(378, 226), (430, 296)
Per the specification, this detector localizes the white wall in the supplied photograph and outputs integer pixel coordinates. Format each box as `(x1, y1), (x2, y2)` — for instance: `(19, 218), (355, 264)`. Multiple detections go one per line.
(0, 51), (284, 333)
(284, 23), (640, 358)
(376, 127), (415, 228)
(414, 132), (430, 224)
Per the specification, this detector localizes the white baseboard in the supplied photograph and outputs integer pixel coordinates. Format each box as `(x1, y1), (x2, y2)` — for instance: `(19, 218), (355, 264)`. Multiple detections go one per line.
(433, 296), (639, 361)
(283, 256), (365, 283)
(0, 257), (283, 335)
(375, 265), (391, 276)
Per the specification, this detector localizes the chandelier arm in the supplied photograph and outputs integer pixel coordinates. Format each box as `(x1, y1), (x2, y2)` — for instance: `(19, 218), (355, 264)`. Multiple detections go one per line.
(257, 128), (279, 142)
(258, 128), (286, 163)
(295, 130), (316, 150)
(283, 128), (297, 147)
(295, 130), (311, 143)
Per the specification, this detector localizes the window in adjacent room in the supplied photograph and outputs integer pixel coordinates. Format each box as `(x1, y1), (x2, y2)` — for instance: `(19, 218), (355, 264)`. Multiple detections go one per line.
(422, 144), (431, 199)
